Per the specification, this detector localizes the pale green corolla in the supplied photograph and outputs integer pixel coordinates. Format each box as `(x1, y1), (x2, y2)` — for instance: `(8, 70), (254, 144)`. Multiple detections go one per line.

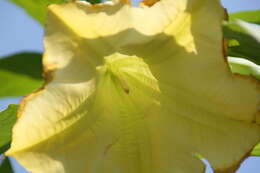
(5, 0), (260, 173)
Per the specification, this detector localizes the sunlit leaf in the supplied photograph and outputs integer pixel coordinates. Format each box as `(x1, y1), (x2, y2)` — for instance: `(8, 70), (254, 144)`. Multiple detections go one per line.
(9, 0), (102, 25)
(0, 53), (43, 98)
(228, 57), (260, 80)
(229, 10), (260, 24)
(236, 20), (260, 43)
(251, 143), (260, 156)
(9, 0), (66, 25)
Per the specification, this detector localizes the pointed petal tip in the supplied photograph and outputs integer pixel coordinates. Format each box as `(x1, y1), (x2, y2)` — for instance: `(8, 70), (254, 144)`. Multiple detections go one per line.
(213, 149), (252, 173)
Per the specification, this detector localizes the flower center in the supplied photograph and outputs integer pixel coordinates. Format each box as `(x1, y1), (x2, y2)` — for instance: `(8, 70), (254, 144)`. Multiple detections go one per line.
(95, 52), (160, 110)
(96, 52), (158, 93)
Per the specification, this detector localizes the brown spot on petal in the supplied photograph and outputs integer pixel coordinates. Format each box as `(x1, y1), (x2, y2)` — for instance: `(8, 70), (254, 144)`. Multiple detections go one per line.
(223, 8), (229, 21)
(222, 38), (228, 59)
(42, 52), (57, 85)
(140, 0), (160, 7)
(220, 7), (230, 69)
(120, 0), (131, 5)
(43, 68), (55, 85)
(221, 38), (230, 71)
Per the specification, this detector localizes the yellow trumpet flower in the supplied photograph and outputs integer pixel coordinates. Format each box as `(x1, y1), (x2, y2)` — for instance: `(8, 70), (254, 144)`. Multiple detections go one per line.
(6, 0), (260, 172)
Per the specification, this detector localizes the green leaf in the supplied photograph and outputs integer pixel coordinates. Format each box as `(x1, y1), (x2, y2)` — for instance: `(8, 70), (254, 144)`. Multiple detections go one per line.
(0, 157), (14, 173)
(229, 10), (260, 24)
(0, 105), (17, 154)
(228, 57), (260, 80)
(0, 52), (43, 98)
(86, 0), (102, 4)
(9, 0), (102, 25)
(0, 143), (11, 154)
(251, 143), (260, 156)
(9, 0), (67, 25)
(236, 20), (260, 43)
(224, 10), (260, 65)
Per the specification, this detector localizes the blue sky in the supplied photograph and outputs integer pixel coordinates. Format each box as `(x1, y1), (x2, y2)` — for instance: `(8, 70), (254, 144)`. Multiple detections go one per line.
(0, 0), (260, 172)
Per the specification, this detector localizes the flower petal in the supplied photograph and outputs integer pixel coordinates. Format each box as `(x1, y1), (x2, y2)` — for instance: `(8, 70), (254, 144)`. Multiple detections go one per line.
(125, 0), (260, 171)
(6, 0), (260, 173)
(6, 52), (160, 173)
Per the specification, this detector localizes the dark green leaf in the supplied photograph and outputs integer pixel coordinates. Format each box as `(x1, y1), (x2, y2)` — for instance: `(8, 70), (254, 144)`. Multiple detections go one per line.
(0, 157), (14, 173)
(0, 105), (17, 154)
(0, 52), (43, 98)
(224, 10), (260, 65)
(86, 0), (102, 4)
(0, 143), (11, 154)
